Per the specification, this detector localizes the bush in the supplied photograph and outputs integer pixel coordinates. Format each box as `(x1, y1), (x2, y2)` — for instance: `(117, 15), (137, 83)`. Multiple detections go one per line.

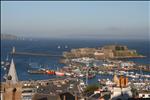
(84, 84), (99, 93)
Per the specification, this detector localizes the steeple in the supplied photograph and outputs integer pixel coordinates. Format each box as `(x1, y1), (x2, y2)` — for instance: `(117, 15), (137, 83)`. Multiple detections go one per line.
(7, 59), (18, 84)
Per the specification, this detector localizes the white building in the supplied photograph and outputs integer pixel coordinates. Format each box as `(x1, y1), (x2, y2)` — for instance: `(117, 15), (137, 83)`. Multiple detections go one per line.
(111, 86), (132, 100)
(139, 93), (150, 98)
(111, 75), (132, 100)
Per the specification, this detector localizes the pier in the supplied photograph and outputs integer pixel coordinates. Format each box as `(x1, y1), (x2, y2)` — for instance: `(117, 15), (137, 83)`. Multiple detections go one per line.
(10, 47), (62, 57)
(10, 52), (62, 57)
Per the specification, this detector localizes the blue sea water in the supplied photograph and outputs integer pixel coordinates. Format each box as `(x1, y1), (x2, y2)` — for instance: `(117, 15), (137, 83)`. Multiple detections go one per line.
(1, 39), (150, 84)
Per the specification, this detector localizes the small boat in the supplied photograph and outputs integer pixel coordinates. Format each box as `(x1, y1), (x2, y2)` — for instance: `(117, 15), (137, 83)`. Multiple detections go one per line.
(4, 67), (7, 70)
(1, 66), (4, 68)
(58, 45), (61, 49)
(65, 45), (68, 48)
(1, 61), (4, 65)
(28, 70), (46, 74)
(55, 72), (64, 76)
(128, 74), (139, 78)
(78, 74), (84, 78)
(65, 73), (71, 76)
(98, 79), (101, 82)
(39, 68), (49, 72)
(29, 63), (41, 69)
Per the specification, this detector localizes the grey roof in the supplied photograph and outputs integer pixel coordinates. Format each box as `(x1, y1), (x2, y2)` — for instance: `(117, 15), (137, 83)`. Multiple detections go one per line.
(32, 93), (61, 100)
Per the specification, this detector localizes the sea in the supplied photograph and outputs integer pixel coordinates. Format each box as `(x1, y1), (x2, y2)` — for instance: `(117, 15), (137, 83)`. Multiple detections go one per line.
(1, 39), (150, 84)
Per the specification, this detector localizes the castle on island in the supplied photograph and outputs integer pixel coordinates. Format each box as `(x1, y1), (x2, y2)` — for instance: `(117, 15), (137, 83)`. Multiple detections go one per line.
(63, 44), (144, 59)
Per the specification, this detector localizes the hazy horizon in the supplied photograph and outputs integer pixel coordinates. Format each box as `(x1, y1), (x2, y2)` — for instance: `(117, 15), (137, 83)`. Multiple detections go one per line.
(1, 1), (149, 40)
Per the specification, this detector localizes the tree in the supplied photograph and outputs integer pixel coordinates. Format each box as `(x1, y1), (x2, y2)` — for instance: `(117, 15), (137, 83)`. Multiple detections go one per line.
(84, 84), (99, 94)
(131, 84), (139, 98)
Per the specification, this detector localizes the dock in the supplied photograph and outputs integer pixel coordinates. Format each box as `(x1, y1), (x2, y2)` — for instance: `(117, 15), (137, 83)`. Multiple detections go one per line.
(10, 52), (62, 57)
(10, 46), (62, 57)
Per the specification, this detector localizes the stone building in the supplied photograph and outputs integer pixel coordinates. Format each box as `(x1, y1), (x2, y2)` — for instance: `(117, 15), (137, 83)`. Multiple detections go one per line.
(1, 59), (22, 100)
(63, 44), (140, 59)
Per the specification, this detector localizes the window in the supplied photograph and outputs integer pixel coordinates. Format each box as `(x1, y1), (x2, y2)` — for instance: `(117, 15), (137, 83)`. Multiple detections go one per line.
(142, 94), (145, 97)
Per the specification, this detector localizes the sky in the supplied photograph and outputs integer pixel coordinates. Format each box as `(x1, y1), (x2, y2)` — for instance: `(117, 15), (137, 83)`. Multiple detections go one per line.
(1, 1), (150, 40)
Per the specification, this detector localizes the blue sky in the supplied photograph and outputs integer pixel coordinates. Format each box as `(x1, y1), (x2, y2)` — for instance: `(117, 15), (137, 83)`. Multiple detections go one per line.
(1, 1), (149, 40)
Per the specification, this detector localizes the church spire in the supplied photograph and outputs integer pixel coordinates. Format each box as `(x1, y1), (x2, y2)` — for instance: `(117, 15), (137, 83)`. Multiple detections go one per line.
(7, 59), (18, 84)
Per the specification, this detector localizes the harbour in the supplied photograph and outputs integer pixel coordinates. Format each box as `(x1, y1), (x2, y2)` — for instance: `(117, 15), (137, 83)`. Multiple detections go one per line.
(1, 39), (150, 82)
(1, 1), (150, 100)
(1, 39), (150, 100)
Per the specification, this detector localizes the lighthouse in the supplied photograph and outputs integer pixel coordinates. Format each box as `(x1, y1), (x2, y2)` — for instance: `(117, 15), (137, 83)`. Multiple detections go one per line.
(12, 46), (16, 54)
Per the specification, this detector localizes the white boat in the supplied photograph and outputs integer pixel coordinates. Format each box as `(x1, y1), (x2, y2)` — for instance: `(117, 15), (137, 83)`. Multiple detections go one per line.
(78, 74), (84, 77)
(58, 45), (61, 49)
(1, 66), (4, 68)
(143, 75), (150, 78)
(1, 61), (4, 65)
(129, 72), (134, 74)
(98, 71), (104, 74)
(108, 72), (113, 75)
(128, 75), (139, 78)
(98, 79), (101, 82)
(65, 45), (68, 48)
(65, 73), (71, 76)
(4, 67), (6, 70)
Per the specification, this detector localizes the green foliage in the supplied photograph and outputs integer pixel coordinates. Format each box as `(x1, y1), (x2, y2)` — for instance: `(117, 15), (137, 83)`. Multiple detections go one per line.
(84, 84), (99, 93)
(131, 84), (139, 98)
(121, 47), (125, 50)
(115, 46), (125, 51)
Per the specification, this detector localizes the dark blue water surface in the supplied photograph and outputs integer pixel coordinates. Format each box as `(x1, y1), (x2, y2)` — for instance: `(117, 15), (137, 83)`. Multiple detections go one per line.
(1, 39), (150, 83)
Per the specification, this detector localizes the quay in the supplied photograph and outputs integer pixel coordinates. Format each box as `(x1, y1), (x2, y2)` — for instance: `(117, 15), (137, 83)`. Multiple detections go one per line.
(10, 51), (62, 57)
(10, 46), (62, 57)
